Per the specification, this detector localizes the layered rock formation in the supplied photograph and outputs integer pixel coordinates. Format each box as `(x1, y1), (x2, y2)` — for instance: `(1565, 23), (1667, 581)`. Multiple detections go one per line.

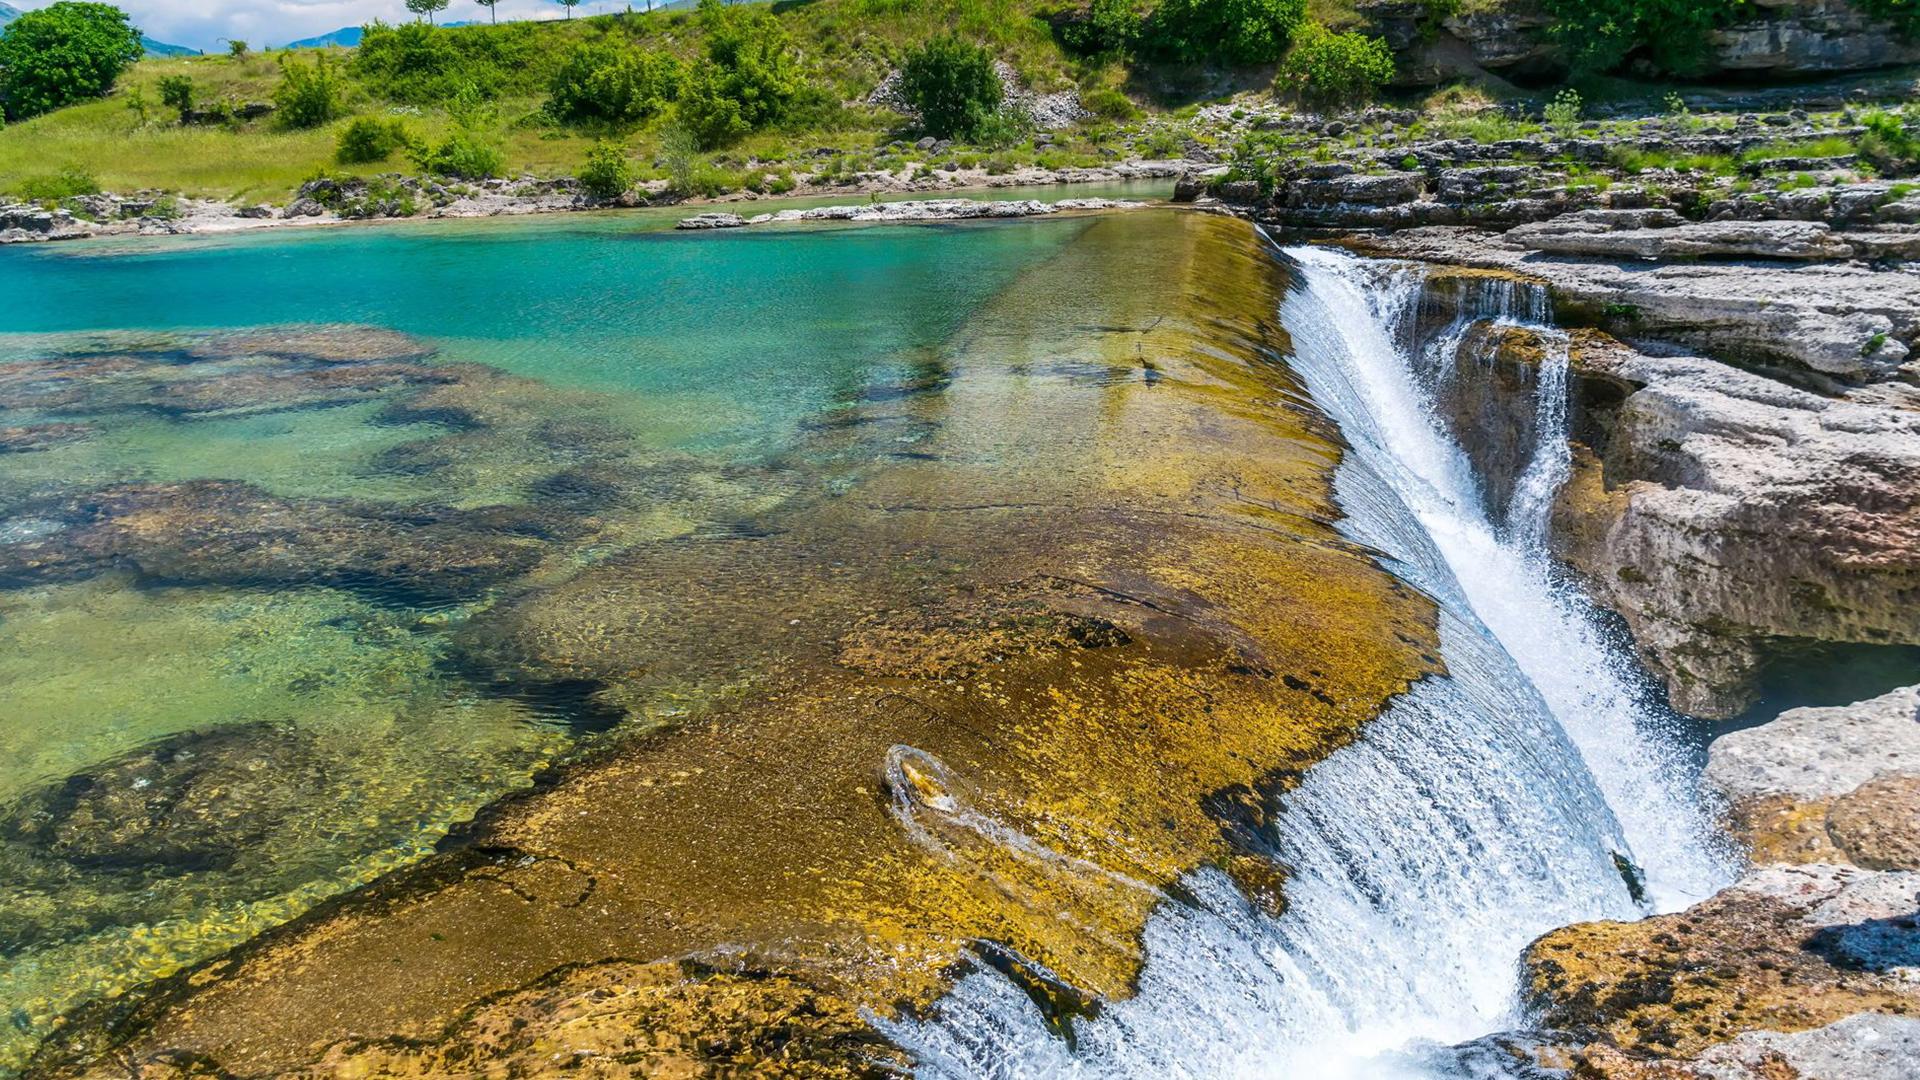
(1522, 686), (1920, 1077)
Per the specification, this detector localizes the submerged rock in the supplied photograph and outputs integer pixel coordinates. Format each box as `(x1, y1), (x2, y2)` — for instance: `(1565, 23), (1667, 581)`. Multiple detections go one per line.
(2, 725), (325, 874)
(0, 480), (547, 604)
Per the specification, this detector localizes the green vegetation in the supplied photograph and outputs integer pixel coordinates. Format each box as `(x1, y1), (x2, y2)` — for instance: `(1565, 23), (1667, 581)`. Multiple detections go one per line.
(335, 115), (413, 164)
(1855, 0), (1920, 37)
(1858, 109), (1919, 173)
(1607, 144), (1736, 176)
(1056, 0), (1142, 57)
(578, 140), (634, 198)
(678, 0), (809, 148)
(547, 38), (679, 125)
(1543, 88), (1581, 132)
(157, 74), (194, 120)
(1148, 0), (1307, 64)
(17, 164), (100, 200)
(0, 2), (145, 121)
(411, 84), (504, 178)
(900, 34), (1004, 138)
(1274, 23), (1393, 107)
(274, 52), (345, 129)
(1542, 0), (1746, 75)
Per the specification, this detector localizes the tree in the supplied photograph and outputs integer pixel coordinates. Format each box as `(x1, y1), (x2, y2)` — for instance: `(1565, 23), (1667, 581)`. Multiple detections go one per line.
(1273, 23), (1394, 107)
(227, 39), (250, 58)
(549, 39), (679, 124)
(578, 141), (635, 199)
(1145, 0), (1307, 66)
(0, 2), (144, 122)
(406, 0), (452, 26)
(158, 73), (194, 120)
(555, 0), (581, 19)
(898, 35), (1002, 140)
(676, 0), (805, 147)
(476, 0), (500, 24)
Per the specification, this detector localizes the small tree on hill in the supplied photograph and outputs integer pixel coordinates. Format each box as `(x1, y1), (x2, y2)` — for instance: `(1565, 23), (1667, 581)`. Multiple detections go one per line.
(1145, 0), (1307, 66)
(898, 35), (1002, 140)
(0, 1), (145, 122)
(406, 0), (452, 26)
(555, 0), (582, 19)
(476, 0), (500, 24)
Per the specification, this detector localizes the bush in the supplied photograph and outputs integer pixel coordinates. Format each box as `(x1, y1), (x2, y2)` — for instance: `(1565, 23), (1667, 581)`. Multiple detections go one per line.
(1145, 0), (1307, 65)
(0, 1), (145, 121)
(675, 0), (807, 149)
(578, 141), (635, 199)
(1541, 0), (1746, 75)
(1057, 0), (1142, 57)
(275, 52), (345, 128)
(1544, 87), (1582, 131)
(411, 85), (504, 178)
(228, 39), (249, 58)
(336, 115), (414, 164)
(1274, 23), (1393, 106)
(1858, 109), (1919, 174)
(353, 20), (542, 104)
(16, 165), (100, 201)
(898, 35), (1003, 140)
(1082, 87), (1140, 121)
(548, 39), (680, 125)
(158, 74), (195, 120)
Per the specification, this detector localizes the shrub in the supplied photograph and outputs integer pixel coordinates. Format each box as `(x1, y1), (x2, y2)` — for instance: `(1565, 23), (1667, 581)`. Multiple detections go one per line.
(548, 39), (679, 125)
(336, 115), (414, 163)
(1541, 0), (1747, 75)
(899, 35), (1003, 140)
(353, 20), (541, 104)
(1057, 0), (1142, 57)
(158, 74), (195, 120)
(1858, 109), (1919, 174)
(1544, 87), (1582, 131)
(1274, 23), (1393, 106)
(578, 141), (635, 198)
(675, 0), (807, 149)
(1083, 87), (1140, 121)
(0, 2), (145, 121)
(228, 39), (249, 58)
(16, 165), (100, 201)
(1145, 0), (1307, 65)
(275, 52), (345, 128)
(412, 85), (505, 178)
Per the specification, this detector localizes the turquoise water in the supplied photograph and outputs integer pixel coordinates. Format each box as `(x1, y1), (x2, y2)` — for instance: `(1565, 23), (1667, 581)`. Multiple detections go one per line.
(1, 211), (1091, 456)
(0, 208), (1102, 1067)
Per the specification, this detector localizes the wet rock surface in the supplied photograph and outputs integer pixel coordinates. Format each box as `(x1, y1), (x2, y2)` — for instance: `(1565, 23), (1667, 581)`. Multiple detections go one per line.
(18, 213), (1441, 1080)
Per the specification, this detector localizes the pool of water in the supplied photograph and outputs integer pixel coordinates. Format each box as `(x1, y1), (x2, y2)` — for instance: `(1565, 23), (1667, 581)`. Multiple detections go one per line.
(0, 207), (1110, 1066)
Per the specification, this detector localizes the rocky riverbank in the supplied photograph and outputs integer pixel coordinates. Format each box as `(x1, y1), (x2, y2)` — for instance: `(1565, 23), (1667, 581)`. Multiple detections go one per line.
(0, 161), (1193, 245)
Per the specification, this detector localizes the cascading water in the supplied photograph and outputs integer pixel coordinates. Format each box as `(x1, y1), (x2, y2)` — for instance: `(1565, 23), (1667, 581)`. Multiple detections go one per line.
(881, 244), (1733, 1078)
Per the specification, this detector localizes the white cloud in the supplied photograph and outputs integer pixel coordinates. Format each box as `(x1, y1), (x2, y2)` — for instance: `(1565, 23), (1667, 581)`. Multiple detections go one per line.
(10, 0), (641, 51)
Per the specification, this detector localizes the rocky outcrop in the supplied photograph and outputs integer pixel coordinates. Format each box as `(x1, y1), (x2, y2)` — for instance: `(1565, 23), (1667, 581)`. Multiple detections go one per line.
(1707, 685), (1920, 867)
(1506, 210), (1859, 262)
(1544, 335), (1920, 718)
(1356, 0), (1920, 84)
(1710, 0), (1920, 76)
(1519, 686), (1920, 1075)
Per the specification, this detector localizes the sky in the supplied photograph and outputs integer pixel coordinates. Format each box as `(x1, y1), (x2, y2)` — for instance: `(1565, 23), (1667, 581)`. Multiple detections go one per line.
(8, 0), (657, 50)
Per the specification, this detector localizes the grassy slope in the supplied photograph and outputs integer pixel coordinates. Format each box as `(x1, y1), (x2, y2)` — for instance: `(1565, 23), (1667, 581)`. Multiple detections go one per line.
(0, 0), (1106, 201)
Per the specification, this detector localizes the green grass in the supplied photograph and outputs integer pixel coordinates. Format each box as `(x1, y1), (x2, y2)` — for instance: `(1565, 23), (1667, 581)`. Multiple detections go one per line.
(1740, 135), (1856, 164)
(1606, 145), (1736, 176)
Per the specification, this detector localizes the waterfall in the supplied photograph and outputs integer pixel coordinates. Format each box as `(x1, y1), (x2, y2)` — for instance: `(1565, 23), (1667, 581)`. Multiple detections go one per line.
(879, 245), (1733, 1078)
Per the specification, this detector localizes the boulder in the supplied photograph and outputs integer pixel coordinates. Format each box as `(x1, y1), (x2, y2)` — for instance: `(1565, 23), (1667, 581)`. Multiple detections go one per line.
(1709, 0), (1920, 75)
(675, 213), (748, 230)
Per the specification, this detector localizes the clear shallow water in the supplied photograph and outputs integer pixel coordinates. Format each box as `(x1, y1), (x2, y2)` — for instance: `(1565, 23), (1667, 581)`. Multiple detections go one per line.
(884, 244), (1733, 1077)
(0, 210), (1102, 1068)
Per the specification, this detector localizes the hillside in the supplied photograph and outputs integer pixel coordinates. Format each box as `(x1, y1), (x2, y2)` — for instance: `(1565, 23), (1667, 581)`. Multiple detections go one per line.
(1, 0), (1917, 207)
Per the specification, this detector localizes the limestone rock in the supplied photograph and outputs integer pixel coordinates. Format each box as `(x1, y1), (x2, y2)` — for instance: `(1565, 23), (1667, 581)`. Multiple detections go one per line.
(674, 212), (747, 230)
(1708, 685), (1920, 807)
(1548, 334), (1920, 717)
(1507, 214), (1857, 262)
(1709, 0), (1920, 75)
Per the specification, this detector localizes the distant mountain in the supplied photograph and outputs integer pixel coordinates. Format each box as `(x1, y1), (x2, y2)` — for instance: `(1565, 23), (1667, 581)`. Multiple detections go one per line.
(284, 20), (481, 50)
(142, 37), (200, 57)
(0, 2), (198, 55)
